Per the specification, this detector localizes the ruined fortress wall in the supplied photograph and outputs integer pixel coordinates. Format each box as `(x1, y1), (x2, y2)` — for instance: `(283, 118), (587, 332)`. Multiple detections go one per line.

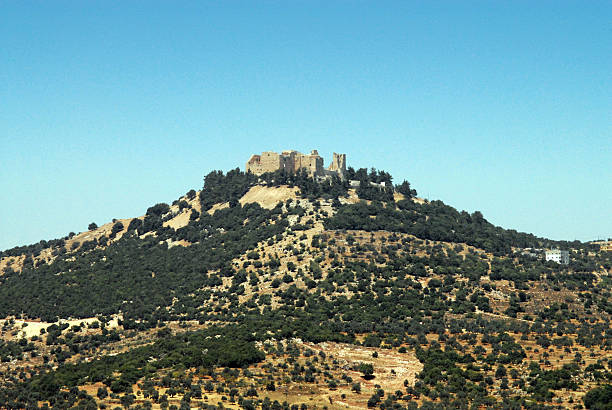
(328, 153), (346, 173)
(294, 150), (323, 176)
(246, 152), (284, 174)
(246, 149), (345, 178)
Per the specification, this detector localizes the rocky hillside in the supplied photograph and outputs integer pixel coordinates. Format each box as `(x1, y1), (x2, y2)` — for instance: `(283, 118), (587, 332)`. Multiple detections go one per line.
(0, 167), (610, 409)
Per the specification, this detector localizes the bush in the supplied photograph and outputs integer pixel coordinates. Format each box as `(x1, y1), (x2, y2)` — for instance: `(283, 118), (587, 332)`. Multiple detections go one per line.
(583, 384), (612, 409)
(358, 363), (374, 379)
(146, 203), (170, 217)
(110, 222), (124, 239)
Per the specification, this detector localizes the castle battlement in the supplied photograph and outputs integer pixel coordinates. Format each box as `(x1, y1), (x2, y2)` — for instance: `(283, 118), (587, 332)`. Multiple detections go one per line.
(246, 150), (346, 179)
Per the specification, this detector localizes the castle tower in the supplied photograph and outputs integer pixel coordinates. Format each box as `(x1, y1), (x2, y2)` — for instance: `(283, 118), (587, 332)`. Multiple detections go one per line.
(328, 153), (346, 178)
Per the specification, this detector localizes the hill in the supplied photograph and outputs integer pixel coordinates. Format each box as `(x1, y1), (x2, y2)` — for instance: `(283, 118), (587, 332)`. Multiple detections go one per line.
(0, 167), (610, 409)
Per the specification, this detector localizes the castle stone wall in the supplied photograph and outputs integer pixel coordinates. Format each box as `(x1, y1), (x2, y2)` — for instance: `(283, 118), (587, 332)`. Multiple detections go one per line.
(327, 153), (346, 178)
(246, 149), (345, 178)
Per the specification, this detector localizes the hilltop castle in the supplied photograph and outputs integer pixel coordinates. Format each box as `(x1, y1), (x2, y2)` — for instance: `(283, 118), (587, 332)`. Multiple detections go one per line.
(246, 150), (346, 179)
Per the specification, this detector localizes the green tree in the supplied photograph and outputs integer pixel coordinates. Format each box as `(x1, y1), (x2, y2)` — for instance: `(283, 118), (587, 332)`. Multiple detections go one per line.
(396, 180), (416, 198)
(120, 393), (135, 409)
(583, 384), (612, 409)
(359, 363), (374, 380)
(97, 386), (108, 399)
(495, 365), (507, 379)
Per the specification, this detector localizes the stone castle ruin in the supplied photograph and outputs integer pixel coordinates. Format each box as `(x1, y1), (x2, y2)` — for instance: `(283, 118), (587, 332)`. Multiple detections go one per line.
(246, 150), (346, 179)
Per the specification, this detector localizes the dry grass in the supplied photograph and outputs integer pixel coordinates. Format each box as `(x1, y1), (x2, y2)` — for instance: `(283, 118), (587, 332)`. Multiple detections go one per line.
(240, 185), (300, 209)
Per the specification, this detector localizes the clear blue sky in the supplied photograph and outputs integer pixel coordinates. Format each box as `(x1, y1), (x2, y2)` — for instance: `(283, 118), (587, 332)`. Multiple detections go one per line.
(1, 1), (611, 250)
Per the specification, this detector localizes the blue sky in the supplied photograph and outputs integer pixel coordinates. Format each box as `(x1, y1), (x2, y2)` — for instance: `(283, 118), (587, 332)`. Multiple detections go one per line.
(1, 1), (611, 250)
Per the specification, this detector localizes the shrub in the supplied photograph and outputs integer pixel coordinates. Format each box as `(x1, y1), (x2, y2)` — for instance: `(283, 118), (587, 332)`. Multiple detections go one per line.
(583, 384), (612, 409)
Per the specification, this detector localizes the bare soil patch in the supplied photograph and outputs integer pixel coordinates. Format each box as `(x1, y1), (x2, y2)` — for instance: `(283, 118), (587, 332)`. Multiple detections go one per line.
(240, 186), (299, 209)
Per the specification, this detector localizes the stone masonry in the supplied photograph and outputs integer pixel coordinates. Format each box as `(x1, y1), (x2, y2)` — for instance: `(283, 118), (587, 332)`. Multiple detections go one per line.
(246, 150), (346, 179)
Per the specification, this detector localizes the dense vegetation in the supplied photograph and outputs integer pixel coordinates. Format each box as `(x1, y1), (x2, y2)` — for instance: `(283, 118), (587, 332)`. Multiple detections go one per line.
(325, 199), (589, 256)
(0, 325), (263, 408)
(0, 203), (286, 321)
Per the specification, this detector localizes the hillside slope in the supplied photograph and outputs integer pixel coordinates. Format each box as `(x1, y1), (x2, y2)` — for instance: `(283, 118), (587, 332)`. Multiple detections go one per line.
(0, 168), (610, 409)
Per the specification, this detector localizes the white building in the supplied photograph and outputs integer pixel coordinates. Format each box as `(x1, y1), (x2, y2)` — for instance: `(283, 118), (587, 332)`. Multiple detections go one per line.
(545, 249), (569, 265)
(348, 180), (386, 188)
